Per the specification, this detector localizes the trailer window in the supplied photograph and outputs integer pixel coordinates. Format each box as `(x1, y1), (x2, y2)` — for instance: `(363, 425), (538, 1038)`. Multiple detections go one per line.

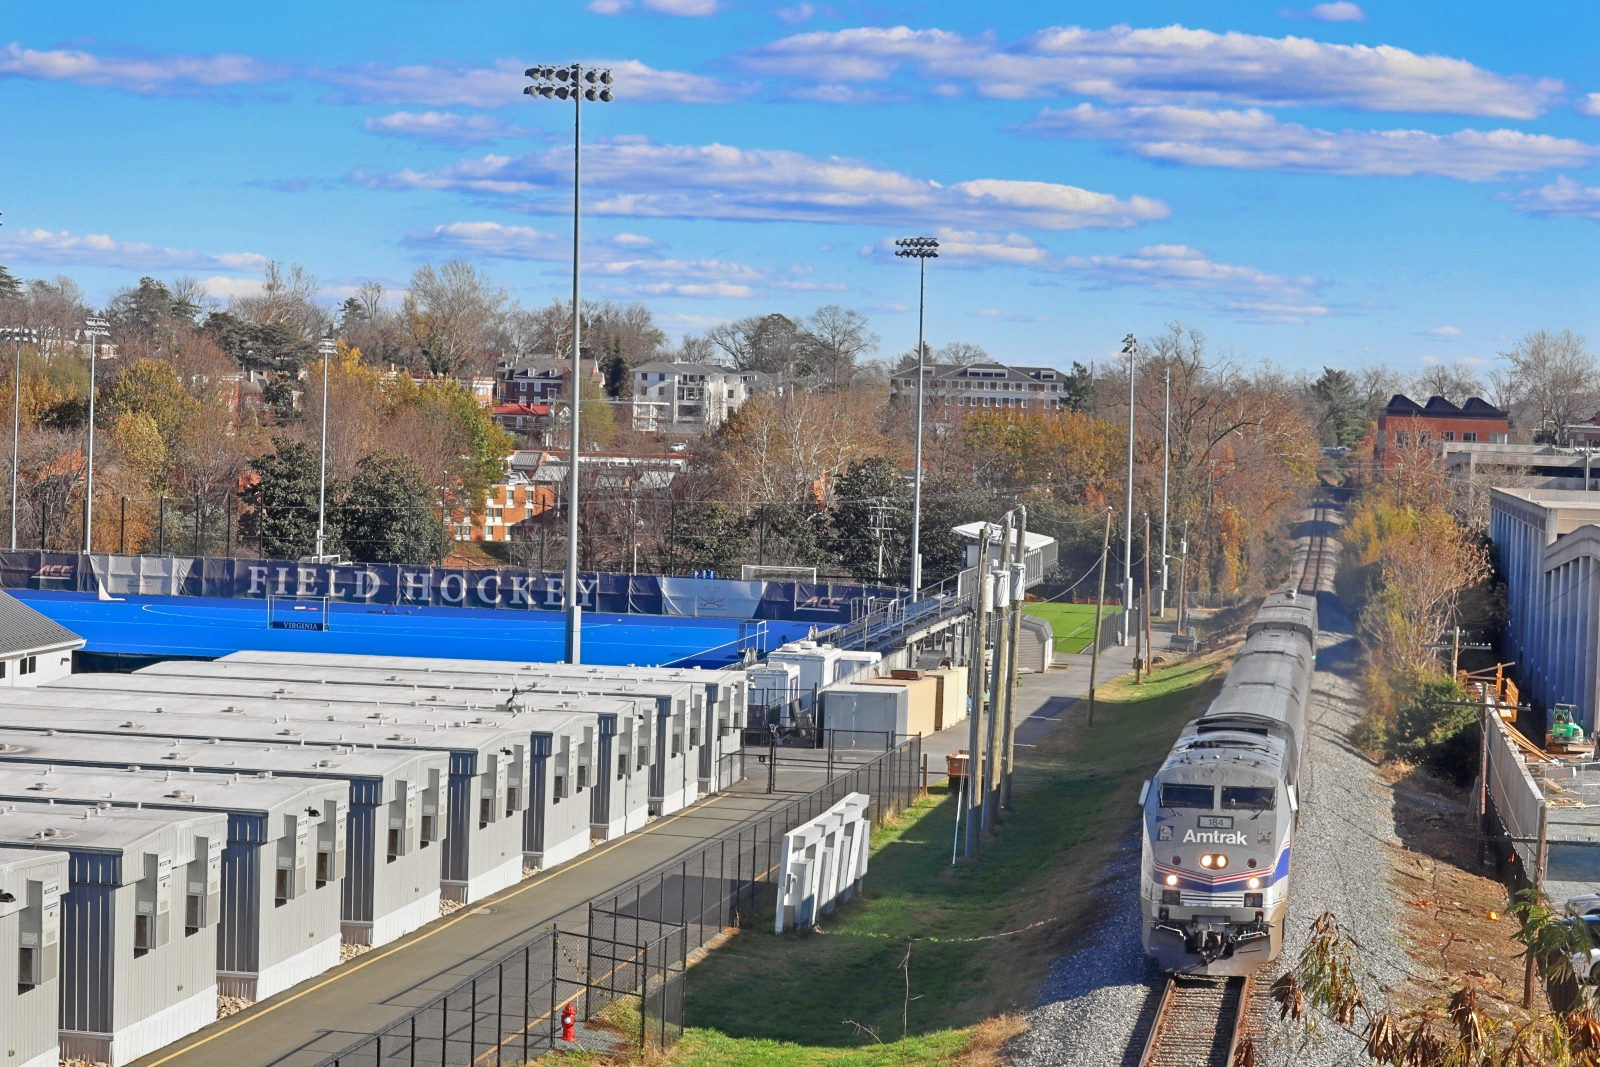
(1221, 787), (1276, 811)
(1159, 785), (1213, 809)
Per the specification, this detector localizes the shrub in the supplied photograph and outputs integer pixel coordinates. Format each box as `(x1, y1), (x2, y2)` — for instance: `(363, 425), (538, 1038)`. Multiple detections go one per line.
(1388, 676), (1479, 785)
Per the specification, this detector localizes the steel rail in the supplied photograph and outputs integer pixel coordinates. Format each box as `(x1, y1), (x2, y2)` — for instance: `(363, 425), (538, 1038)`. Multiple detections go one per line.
(1137, 972), (1255, 1067)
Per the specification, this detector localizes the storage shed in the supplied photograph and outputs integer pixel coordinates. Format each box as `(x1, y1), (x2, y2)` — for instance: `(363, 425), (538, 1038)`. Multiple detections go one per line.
(860, 673), (939, 737)
(0, 590), (84, 687)
(765, 641), (844, 696)
(1016, 614), (1053, 674)
(925, 666), (969, 730)
(819, 683), (909, 742)
(0, 802), (227, 1067)
(0, 762), (345, 1002)
(0, 691), (521, 904)
(0, 846), (68, 1067)
(0, 728), (448, 947)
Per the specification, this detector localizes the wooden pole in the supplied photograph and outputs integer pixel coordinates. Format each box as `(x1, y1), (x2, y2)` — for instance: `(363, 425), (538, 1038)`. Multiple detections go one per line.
(983, 512), (1012, 833)
(1001, 506), (1026, 811)
(1143, 514), (1154, 672)
(1526, 802), (1550, 1008)
(965, 524), (990, 858)
(1088, 509), (1111, 728)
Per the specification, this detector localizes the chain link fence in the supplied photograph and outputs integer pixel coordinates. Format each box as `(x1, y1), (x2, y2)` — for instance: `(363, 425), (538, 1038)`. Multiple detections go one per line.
(315, 736), (923, 1066)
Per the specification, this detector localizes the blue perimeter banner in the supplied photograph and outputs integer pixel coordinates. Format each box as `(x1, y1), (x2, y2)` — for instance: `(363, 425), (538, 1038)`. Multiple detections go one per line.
(0, 551), (900, 626)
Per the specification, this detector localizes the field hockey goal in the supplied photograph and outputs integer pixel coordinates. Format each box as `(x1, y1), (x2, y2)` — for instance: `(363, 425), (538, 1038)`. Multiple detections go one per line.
(266, 594), (332, 631)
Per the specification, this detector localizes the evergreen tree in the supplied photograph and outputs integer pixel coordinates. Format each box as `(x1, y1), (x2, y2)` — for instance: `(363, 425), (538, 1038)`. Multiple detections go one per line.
(830, 456), (913, 584)
(1312, 367), (1367, 446)
(1061, 361), (1097, 413)
(674, 503), (750, 574)
(0, 265), (21, 302)
(339, 454), (450, 565)
(600, 337), (630, 398)
(239, 439), (336, 560)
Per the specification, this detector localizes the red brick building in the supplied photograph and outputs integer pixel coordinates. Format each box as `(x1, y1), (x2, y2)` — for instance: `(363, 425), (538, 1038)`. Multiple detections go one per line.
(1376, 394), (1510, 466)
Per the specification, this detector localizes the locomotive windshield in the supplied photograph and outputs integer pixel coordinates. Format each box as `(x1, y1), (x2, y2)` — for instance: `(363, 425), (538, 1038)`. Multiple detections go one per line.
(1160, 784), (1214, 809)
(1221, 786), (1276, 810)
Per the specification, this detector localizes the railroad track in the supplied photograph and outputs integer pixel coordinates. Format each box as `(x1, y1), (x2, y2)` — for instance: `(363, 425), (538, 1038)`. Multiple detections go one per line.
(1296, 497), (1335, 595)
(1137, 973), (1255, 1067)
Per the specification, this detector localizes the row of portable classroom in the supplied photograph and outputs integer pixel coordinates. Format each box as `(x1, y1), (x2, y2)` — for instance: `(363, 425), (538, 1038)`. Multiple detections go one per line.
(0, 650), (748, 1067)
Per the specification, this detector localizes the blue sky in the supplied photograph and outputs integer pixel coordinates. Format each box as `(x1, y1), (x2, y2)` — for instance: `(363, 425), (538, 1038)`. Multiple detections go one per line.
(3, 1), (1600, 376)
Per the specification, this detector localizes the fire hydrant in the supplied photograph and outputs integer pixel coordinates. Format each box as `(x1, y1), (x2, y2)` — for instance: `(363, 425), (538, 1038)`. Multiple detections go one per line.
(560, 1002), (577, 1042)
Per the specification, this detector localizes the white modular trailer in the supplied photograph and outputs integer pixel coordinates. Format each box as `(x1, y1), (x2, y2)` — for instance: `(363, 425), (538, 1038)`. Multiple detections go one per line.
(508, 697), (651, 843)
(162, 653), (750, 811)
(0, 729), (448, 949)
(0, 763), (345, 1002)
(764, 642), (844, 697)
(0, 846), (68, 1067)
(141, 657), (702, 819)
(0, 691), (524, 905)
(0, 590), (85, 688)
(832, 650), (882, 682)
(818, 684), (909, 738)
(0, 803), (227, 1067)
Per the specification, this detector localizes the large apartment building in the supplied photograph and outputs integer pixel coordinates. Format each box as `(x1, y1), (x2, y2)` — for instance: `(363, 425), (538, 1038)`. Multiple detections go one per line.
(887, 361), (1075, 419)
(629, 361), (772, 434)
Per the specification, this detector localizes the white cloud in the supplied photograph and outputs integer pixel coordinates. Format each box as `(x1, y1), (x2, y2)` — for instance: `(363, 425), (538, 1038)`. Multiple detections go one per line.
(0, 41), (282, 97)
(588, 0), (718, 15)
(1282, 3), (1366, 21)
(193, 275), (267, 301)
(1218, 299), (1331, 324)
(973, 308), (1048, 322)
(1055, 244), (1316, 297)
(0, 228), (268, 272)
(1426, 325), (1463, 336)
(1578, 93), (1600, 117)
(740, 23), (1561, 118)
(315, 58), (734, 106)
(1025, 103), (1597, 181)
(1502, 176), (1600, 221)
(405, 221), (782, 298)
(778, 4), (817, 25)
(358, 139), (1170, 231)
(363, 111), (527, 145)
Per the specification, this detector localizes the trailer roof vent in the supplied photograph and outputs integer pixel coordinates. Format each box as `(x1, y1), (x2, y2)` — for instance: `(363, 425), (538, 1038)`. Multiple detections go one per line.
(26, 782), (52, 792)
(37, 827), (62, 838)
(165, 790), (194, 802)
(278, 729), (300, 737)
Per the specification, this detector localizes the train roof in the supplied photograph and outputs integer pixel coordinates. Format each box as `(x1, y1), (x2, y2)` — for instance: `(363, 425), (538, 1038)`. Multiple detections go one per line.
(1155, 731), (1287, 781)
(1248, 589), (1318, 640)
(1210, 648), (1310, 723)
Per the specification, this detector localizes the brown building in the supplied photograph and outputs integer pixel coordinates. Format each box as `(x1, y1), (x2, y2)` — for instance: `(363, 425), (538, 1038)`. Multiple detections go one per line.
(1376, 394), (1510, 466)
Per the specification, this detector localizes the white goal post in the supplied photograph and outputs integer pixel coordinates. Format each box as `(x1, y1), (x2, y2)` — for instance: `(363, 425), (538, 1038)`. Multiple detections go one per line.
(265, 593), (332, 631)
(740, 565), (818, 583)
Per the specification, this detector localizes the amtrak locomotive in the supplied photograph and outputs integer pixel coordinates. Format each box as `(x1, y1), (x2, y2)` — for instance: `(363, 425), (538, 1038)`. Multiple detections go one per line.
(1140, 588), (1317, 974)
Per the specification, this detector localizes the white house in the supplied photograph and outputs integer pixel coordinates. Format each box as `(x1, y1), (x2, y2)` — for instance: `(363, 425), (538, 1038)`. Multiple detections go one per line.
(0, 591), (83, 686)
(630, 362), (772, 434)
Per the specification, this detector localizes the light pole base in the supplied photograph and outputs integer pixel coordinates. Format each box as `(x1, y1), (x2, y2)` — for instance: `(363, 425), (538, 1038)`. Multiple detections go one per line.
(565, 603), (582, 664)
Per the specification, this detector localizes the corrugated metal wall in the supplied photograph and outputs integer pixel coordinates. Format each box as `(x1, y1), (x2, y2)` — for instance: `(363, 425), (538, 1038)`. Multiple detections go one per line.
(219, 842), (261, 974)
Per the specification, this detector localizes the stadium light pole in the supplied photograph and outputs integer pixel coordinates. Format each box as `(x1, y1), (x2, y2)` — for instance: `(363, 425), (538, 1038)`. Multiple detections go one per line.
(315, 337), (336, 562)
(0, 326), (36, 551)
(82, 315), (109, 554)
(1159, 366), (1171, 616)
(895, 236), (938, 600)
(525, 61), (613, 664)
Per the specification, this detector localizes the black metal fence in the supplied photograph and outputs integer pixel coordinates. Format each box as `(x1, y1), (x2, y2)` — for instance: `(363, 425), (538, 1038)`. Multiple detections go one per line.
(314, 736), (923, 1066)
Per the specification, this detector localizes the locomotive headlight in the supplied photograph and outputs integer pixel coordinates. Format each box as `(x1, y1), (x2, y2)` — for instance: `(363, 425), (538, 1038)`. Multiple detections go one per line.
(1247, 876), (1261, 890)
(1165, 874), (1178, 886)
(1214, 854), (1228, 869)
(1199, 854), (1214, 868)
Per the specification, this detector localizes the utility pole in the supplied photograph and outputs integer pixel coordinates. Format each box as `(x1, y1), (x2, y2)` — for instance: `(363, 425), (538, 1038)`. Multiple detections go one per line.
(1088, 508), (1111, 727)
(1159, 367), (1171, 616)
(0, 327), (35, 551)
(1143, 513), (1154, 673)
(964, 523), (990, 858)
(984, 511), (1013, 832)
(1121, 334), (1136, 646)
(82, 315), (108, 553)
(525, 61), (614, 664)
(1001, 505), (1026, 810)
(1177, 523), (1190, 636)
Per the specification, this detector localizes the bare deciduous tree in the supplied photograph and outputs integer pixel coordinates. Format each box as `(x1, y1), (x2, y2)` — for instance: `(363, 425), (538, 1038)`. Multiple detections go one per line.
(1411, 360), (1484, 406)
(803, 305), (879, 387)
(1498, 328), (1597, 444)
(405, 260), (508, 377)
